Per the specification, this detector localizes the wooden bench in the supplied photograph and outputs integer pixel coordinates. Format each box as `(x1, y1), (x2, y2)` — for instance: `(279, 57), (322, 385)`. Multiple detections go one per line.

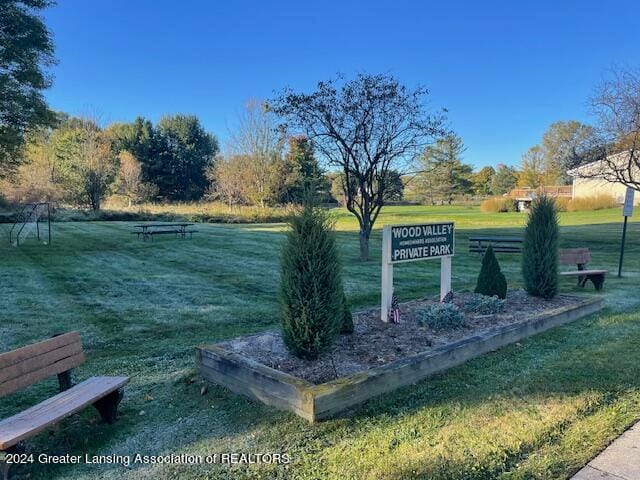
(559, 248), (607, 290)
(469, 236), (523, 255)
(0, 333), (128, 479)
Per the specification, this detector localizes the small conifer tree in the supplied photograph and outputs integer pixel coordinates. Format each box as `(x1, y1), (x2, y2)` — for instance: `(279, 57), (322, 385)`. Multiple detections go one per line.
(279, 202), (345, 359)
(475, 245), (508, 299)
(522, 196), (559, 299)
(340, 293), (354, 334)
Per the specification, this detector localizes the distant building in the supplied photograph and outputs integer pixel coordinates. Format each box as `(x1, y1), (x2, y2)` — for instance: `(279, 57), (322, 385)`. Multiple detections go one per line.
(506, 186), (572, 211)
(567, 151), (640, 205)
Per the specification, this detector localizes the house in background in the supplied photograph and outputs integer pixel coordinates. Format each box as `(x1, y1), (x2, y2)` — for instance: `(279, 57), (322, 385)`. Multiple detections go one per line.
(506, 186), (572, 211)
(567, 151), (640, 205)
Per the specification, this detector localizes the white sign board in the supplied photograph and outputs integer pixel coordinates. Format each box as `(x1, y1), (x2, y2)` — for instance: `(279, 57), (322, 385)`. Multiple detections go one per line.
(623, 188), (635, 217)
(381, 222), (455, 322)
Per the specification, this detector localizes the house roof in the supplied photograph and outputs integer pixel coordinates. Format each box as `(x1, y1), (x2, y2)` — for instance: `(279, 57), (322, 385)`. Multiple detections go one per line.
(567, 151), (631, 177)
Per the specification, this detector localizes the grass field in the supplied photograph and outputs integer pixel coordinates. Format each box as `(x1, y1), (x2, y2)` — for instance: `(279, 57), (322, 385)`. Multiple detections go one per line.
(1, 205), (640, 479)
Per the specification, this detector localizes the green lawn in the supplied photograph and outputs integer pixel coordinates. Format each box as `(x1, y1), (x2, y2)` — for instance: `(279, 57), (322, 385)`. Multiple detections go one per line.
(1, 206), (639, 479)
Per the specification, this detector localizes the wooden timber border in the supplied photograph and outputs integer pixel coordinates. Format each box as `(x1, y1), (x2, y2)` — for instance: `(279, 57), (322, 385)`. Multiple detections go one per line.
(196, 296), (603, 422)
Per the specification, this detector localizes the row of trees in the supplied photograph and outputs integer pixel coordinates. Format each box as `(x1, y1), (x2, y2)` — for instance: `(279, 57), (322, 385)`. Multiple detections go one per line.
(406, 121), (602, 204)
(404, 117), (614, 204)
(209, 101), (329, 208)
(12, 102), (407, 212)
(10, 113), (217, 209)
(403, 134), (518, 204)
(519, 121), (594, 188)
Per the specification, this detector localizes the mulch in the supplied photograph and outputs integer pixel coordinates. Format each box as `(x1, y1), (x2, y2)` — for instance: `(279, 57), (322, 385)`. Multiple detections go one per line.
(218, 290), (580, 384)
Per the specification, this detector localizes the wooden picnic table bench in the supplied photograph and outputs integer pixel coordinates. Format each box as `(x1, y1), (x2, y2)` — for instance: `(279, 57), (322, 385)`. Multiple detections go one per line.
(469, 236), (523, 255)
(133, 223), (197, 241)
(559, 248), (607, 290)
(0, 332), (128, 479)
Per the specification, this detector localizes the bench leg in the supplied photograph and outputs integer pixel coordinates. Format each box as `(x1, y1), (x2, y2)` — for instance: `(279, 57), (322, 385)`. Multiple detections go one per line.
(1, 444), (24, 480)
(590, 275), (605, 291)
(93, 389), (124, 424)
(1, 451), (9, 480)
(58, 370), (73, 392)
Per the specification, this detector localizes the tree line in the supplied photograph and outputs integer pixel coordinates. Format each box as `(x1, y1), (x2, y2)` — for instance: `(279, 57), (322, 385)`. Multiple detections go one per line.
(8, 103), (407, 212)
(9, 113), (218, 209)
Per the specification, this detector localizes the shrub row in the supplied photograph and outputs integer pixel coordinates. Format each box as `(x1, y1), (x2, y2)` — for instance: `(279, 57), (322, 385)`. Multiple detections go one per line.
(479, 197), (518, 213)
(481, 194), (618, 213)
(563, 194), (618, 212)
(0, 204), (296, 224)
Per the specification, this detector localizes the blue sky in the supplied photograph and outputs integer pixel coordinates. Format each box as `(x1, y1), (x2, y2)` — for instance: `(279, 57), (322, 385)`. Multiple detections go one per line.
(43, 0), (640, 169)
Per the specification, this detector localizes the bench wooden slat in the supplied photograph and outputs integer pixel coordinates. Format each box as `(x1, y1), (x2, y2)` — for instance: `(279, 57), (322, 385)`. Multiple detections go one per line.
(0, 376), (128, 450)
(559, 248), (591, 265)
(469, 248), (522, 253)
(0, 352), (85, 398)
(468, 236), (524, 255)
(468, 236), (523, 243)
(0, 342), (83, 384)
(559, 270), (607, 276)
(0, 333), (80, 370)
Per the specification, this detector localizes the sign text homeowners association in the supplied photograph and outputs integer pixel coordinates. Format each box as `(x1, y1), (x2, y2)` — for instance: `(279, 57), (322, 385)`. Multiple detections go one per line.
(389, 222), (455, 263)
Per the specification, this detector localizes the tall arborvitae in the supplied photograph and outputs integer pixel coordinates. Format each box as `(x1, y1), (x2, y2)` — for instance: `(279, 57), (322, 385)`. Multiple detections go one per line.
(522, 196), (559, 299)
(475, 245), (508, 299)
(279, 202), (345, 359)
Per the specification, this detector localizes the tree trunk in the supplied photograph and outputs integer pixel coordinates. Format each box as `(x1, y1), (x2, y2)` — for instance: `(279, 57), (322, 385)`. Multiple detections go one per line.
(359, 231), (369, 261)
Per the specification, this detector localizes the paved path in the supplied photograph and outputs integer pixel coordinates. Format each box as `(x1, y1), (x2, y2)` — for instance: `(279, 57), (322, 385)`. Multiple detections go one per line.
(572, 421), (640, 479)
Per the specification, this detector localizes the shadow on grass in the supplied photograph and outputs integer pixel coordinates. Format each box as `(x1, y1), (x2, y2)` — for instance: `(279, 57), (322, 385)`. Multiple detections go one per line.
(321, 306), (640, 479)
(2, 219), (638, 479)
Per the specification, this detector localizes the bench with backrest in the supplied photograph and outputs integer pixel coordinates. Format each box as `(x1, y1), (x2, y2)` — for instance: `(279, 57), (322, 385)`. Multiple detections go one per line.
(469, 236), (523, 255)
(0, 332), (128, 479)
(559, 248), (607, 290)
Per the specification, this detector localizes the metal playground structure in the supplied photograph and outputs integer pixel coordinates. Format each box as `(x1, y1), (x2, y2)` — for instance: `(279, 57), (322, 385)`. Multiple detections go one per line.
(8, 202), (52, 246)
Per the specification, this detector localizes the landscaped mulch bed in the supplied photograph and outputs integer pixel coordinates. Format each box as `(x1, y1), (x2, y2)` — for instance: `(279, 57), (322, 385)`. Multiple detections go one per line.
(218, 290), (581, 384)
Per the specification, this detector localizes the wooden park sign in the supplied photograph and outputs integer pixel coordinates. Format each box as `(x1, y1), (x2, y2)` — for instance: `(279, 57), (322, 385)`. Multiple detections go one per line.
(381, 222), (455, 322)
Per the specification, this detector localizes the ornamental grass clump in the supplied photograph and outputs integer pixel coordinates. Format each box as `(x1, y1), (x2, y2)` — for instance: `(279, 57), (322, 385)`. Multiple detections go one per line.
(279, 202), (347, 359)
(417, 303), (465, 331)
(474, 245), (507, 299)
(463, 293), (505, 315)
(522, 196), (559, 299)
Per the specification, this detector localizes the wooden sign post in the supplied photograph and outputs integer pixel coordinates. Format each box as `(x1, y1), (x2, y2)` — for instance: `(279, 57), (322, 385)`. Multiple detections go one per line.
(381, 222), (455, 322)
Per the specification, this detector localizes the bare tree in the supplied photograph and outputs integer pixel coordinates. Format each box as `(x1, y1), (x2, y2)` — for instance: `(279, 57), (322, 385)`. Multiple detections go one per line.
(227, 100), (286, 208)
(571, 66), (640, 190)
(271, 73), (447, 260)
(117, 150), (157, 206)
(117, 151), (142, 207)
(81, 128), (116, 211)
(208, 155), (246, 210)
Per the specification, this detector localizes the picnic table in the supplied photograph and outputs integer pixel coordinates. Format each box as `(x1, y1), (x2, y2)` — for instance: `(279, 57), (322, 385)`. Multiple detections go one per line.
(133, 223), (197, 241)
